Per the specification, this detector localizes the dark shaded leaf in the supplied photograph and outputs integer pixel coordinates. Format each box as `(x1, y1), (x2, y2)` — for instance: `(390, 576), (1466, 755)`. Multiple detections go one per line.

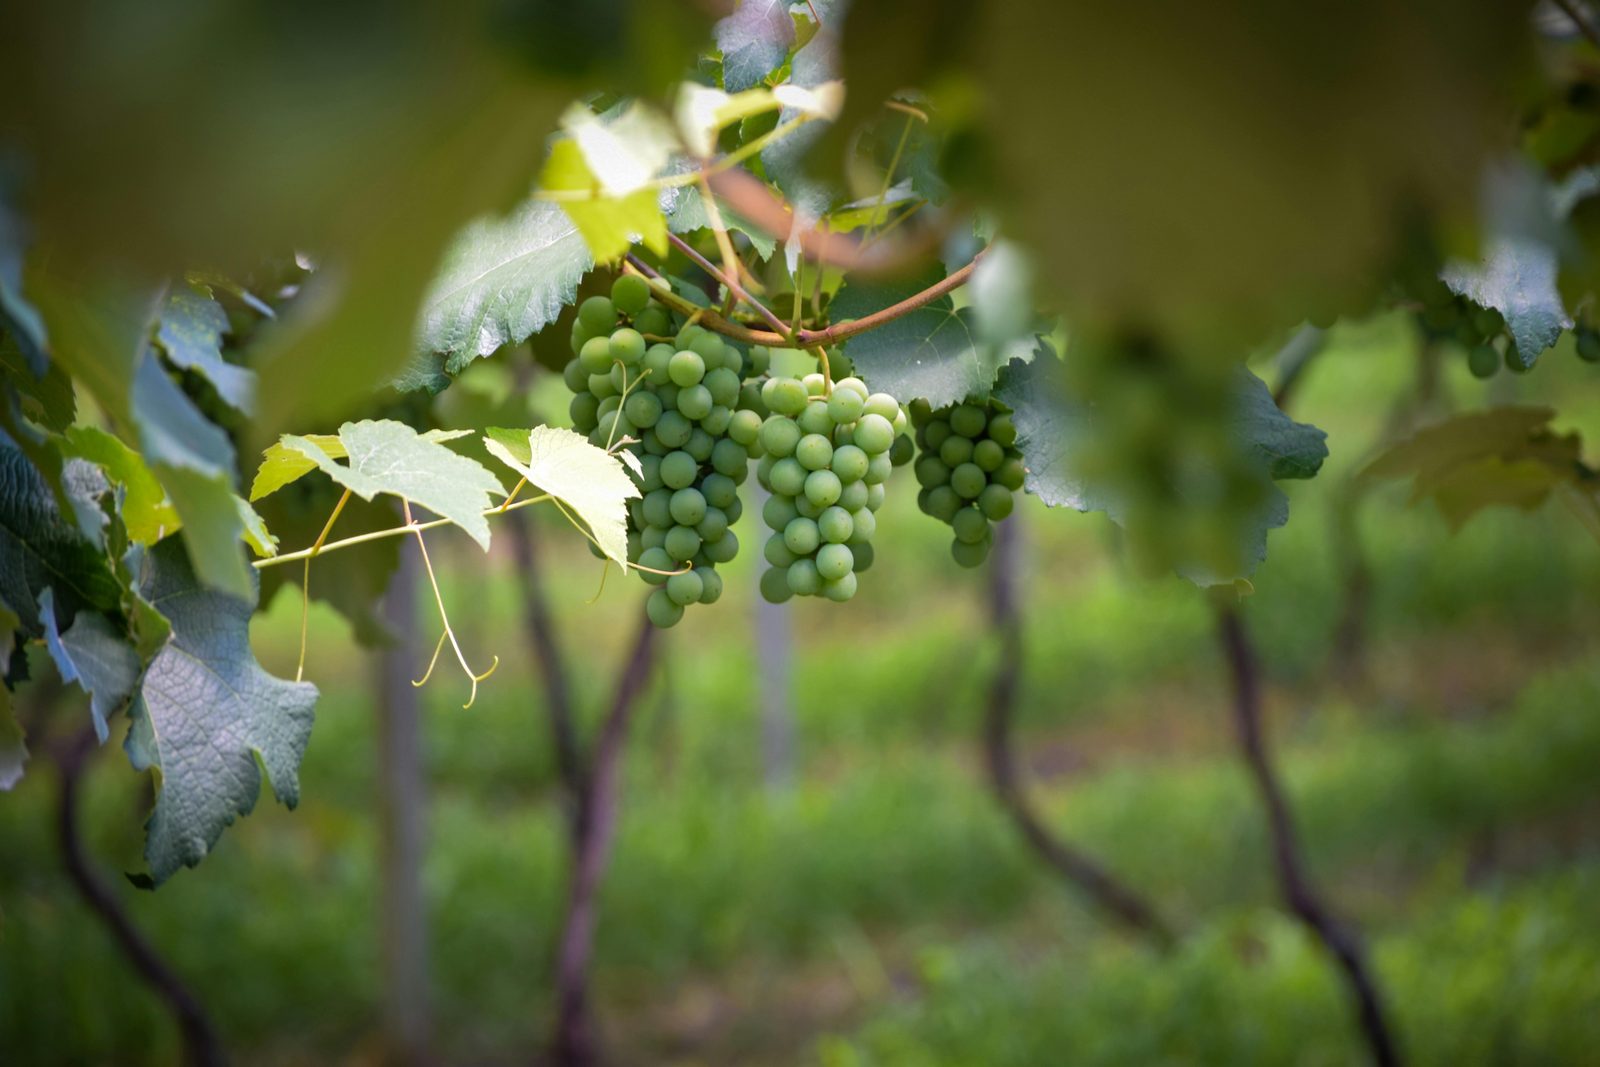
(156, 283), (254, 413)
(717, 0), (797, 93)
(41, 590), (140, 743)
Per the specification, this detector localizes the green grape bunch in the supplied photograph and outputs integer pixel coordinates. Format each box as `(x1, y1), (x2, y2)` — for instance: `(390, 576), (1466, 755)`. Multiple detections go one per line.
(561, 274), (772, 628)
(908, 396), (1024, 568)
(753, 374), (908, 604)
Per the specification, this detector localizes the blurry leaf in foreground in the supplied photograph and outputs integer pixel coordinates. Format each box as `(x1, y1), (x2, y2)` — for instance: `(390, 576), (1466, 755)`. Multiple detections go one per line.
(1363, 406), (1596, 531)
(716, 0), (797, 93)
(543, 140), (668, 263)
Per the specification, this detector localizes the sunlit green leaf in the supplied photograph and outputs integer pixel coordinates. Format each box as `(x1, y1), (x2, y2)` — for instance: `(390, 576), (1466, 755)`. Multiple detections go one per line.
(483, 425), (639, 566)
(544, 140), (668, 262)
(60, 426), (178, 545)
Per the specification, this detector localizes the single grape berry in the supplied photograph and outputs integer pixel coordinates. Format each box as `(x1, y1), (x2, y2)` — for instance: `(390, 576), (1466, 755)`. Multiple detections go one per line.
(612, 274), (651, 316)
(1467, 343), (1499, 380)
(1578, 327), (1600, 364)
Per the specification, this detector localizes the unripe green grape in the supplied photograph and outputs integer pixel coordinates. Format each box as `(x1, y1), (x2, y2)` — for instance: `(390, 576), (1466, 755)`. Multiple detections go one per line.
(638, 454), (664, 492)
(636, 305), (672, 338)
(951, 463), (986, 499)
(638, 546), (674, 585)
(924, 485), (961, 521)
(863, 393), (899, 421)
(835, 376), (868, 399)
(832, 424), (855, 449)
(784, 516), (821, 555)
(939, 435), (974, 467)
(838, 479), (870, 511)
(908, 398), (932, 426)
(787, 558), (822, 595)
(830, 444), (869, 482)
(765, 532), (798, 568)
(628, 498), (647, 529)
(892, 408), (907, 435)
(627, 529), (643, 562)
(640, 431), (667, 456)
(794, 494), (823, 519)
(690, 332), (725, 366)
(686, 429), (716, 462)
(655, 411), (693, 448)
(797, 402), (834, 436)
(642, 488), (673, 528)
(596, 410), (635, 444)
(978, 483), (1014, 521)
(1505, 346), (1530, 374)
(866, 483), (886, 511)
(748, 345), (772, 377)
(760, 415), (802, 457)
(712, 437), (749, 477)
(864, 452), (893, 485)
(815, 543), (854, 581)
(770, 457), (807, 496)
(571, 322), (594, 356)
(587, 372), (618, 400)
(803, 372), (827, 396)
(624, 390), (663, 429)
(889, 434), (914, 467)
(598, 394), (622, 419)
(949, 403), (986, 438)
(817, 506), (853, 543)
(696, 567), (724, 605)
(703, 530), (739, 564)
(765, 493), (799, 531)
(706, 367), (741, 406)
(570, 392), (600, 433)
(641, 525), (667, 550)
(972, 439), (1005, 473)
(563, 358), (589, 393)
(763, 377), (809, 416)
(647, 587), (685, 627)
(608, 361), (633, 396)
(822, 572), (857, 602)
(827, 388), (866, 423)
(669, 351), (706, 387)
(725, 496), (744, 523)
(996, 457), (1026, 491)
(669, 487), (707, 526)
(612, 274), (651, 316)
(578, 295), (616, 334)
(580, 335), (615, 374)
(847, 507), (876, 544)
(760, 565), (795, 603)
(854, 414), (895, 455)
(660, 450), (698, 489)
(923, 419), (951, 451)
(664, 525), (702, 561)
(951, 536), (990, 568)
(796, 433), (835, 471)
(952, 506), (989, 544)
(729, 409), (763, 447)
(675, 383), (713, 421)
(666, 569), (704, 606)
(676, 323), (706, 349)
(915, 454), (951, 488)
(987, 413), (1016, 447)
(739, 380), (767, 416)
(643, 343), (675, 381)
(805, 468), (843, 507)
(609, 327), (645, 365)
(702, 473), (738, 509)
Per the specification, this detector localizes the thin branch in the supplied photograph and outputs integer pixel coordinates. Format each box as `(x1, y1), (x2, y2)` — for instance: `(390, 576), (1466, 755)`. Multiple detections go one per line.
(1271, 324), (1327, 410)
(626, 249), (985, 349)
(1216, 604), (1401, 1067)
(551, 612), (658, 1067)
(253, 494), (553, 570)
(1554, 0), (1600, 50)
(667, 232), (791, 339)
(983, 516), (1177, 944)
(55, 727), (224, 1067)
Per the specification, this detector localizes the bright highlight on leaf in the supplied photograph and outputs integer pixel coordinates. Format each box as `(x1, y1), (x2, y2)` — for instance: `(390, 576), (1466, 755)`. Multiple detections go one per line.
(283, 420), (501, 550)
(251, 428), (471, 502)
(483, 425), (640, 567)
(543, 140), (668, 263)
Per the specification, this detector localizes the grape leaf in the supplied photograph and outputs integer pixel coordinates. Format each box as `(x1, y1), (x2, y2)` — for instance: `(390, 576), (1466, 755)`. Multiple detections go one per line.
(155, 283), (254, 413)
(61, 426), (179, 545)
(543, 140), (667, 264)
(0, 331), (74, 431)
(1442, 165), (1571, 369)
(1362, 406), (1590, 529)
(251, 429), (471, 502)
(0, 439), (121, 635)
(833, 264), (1032, 408)
(405, 200), (592, 393)
(667, 189), (778, 260)
(235, 497), (277, 559)
(482, 426), (639, 566)
(997, 358), (1327, 584)
(761, 0), (843, 195)
(285, 420), (502, 549)
(717, 0), (797, 93)
(124, 537), (316, 886)
(40, 589), (140, 743)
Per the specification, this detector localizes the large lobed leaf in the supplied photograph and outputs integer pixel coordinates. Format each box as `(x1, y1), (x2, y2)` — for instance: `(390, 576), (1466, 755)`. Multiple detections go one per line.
(405, 200), (593, 393)
(284, 421), (502, 549)
(483, 425), (640, 566)
(124, 538), (316, 886)
(833, 263), (1033, 408)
